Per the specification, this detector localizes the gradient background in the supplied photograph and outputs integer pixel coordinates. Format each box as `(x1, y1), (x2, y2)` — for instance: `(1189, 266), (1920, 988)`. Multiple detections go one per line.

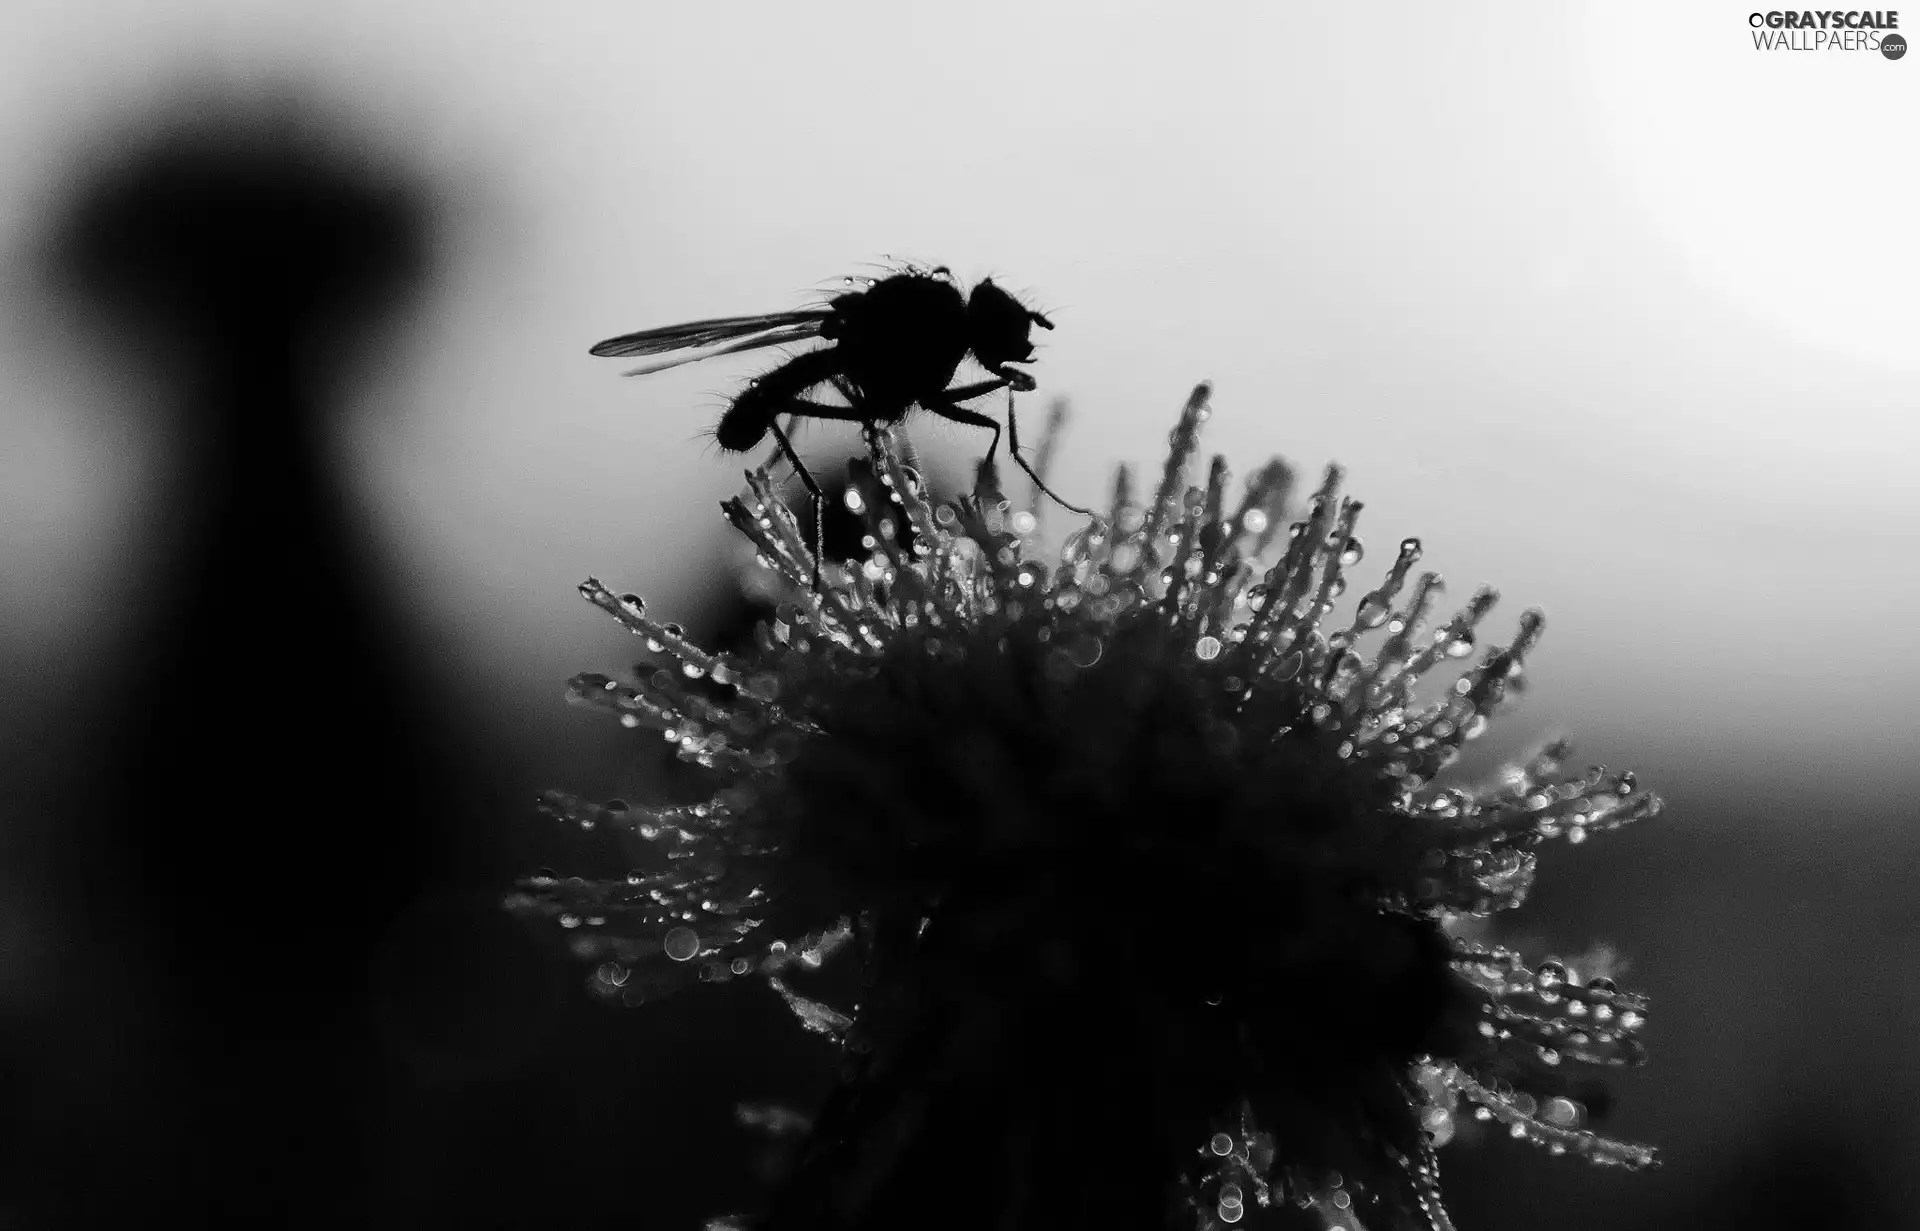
(1, 2), (1915, 1227)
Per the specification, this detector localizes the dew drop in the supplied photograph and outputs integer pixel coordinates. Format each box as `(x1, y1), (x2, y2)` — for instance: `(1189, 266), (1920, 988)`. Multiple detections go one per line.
(1209, 1133), (1234, 1156)
(1217, 1202), (1243, 1224)
(1399, 536), (1423, 559)
(1339, 537), (1364, 566)
(1354, 594), (1390, 629)
(1241, 508), (1269, 535)
(664, 926), (701, 962)
(1444, 630), (1477, 659)
(1194, 635), (1223, 661)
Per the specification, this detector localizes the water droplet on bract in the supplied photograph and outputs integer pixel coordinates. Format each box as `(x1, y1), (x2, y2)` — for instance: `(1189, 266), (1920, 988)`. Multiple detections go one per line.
(664, 926), (701, 961)
(1340, 537), (1364, 566)
(1065, 632), (1104, 668)
(842, 488), (865, 513)
(1354, 594), (1390, 629)
(1220, 1184), (1242, 1205)
(1462, 714), (1489, 740)
(597, 962), (631, 987)
(1241, 508), (1269, 535)
(1399, 537), (1422, 559)
(1217, 1202), (1243, 1224)
(619, 593), (645, 610)
(1619, 1010), (1644, 1029)
(1586, 977), (1617, 995)
(559, 914), (582, 929)
(731, 957), (751, 975)
(663, 622), (685, 639)
(1444, 631), (1476, 658)
(1194, 635), (1223, 661)
(1210, 1133), (1234, 1156)
(1539, 1047), (1562, 1065)
(1011, 510), (1037, 535)
(1542, 1097), (1580, 1126)
(1536, 960), (1568, 987)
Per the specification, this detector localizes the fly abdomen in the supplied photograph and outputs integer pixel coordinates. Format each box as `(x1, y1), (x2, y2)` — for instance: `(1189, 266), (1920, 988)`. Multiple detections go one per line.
(717, 347), (846, 452)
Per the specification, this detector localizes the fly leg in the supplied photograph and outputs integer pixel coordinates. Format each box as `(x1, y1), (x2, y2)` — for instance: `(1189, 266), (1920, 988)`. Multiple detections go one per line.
(1004, 390), (1092, 516)
(930, 379), (1013, 468)
(766, 397), (877, 592)
(764, 415), (828, 592)
(929, 379), (1089, 517)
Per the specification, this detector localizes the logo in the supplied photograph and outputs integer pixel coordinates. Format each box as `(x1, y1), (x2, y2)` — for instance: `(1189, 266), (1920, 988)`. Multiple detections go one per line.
(1748, 10), (1905, 52)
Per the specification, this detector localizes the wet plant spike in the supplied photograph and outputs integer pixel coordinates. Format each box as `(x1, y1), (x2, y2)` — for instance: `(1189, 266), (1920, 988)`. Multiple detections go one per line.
(511, 384), (1663, 1231)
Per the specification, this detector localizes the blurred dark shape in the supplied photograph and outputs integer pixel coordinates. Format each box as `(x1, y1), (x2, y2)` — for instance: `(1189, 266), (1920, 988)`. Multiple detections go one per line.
(31, 96), (442, 1227)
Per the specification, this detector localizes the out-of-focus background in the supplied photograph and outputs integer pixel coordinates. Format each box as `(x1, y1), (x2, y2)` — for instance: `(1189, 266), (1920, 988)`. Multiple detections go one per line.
(1, 1), (1914, 1226)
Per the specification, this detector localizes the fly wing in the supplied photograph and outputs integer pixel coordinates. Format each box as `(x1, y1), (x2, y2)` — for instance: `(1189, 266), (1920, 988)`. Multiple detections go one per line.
(589, 309), (832, 359)
(616, 325), (826, 378)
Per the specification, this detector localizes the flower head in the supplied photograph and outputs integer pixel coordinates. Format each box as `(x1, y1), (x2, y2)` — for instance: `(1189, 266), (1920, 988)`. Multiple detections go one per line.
(511, 385), (1661, 1231)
